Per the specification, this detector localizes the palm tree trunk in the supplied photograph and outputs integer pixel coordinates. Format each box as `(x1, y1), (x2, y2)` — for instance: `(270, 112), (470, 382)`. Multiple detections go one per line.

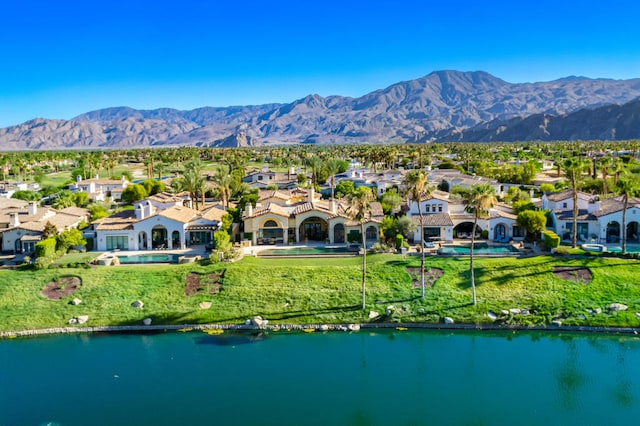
(361, 221), (366, 310)
(572, 174), (578, 248)
(622, 195), (628, 254)
(418, 204), (425, 298)
(470, 218), (477, 306)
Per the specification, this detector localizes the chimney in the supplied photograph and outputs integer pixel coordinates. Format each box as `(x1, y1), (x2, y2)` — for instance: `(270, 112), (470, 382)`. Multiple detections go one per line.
(121, 175), (126, 183)
(28, 201), (37, 216)
(76, 175), (82, 183)
(308, 187), (315, 206)
(9, 212), (20, 227)
(136, 203), (145, 220)
(95, 174), (99, 180)
(246, 203), (253, 217)
(329, 199), (337, 214)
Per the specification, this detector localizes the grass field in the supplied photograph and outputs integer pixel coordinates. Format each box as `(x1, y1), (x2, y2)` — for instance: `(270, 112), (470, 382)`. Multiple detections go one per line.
(1, 254), (639, 333)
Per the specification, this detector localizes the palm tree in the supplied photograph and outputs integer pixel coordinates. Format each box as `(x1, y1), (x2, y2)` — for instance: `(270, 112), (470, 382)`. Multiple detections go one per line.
(213, 166), (232, 208)
(616, 177), (639, 254)
(599, 156), (612, 197)
(348, 186), (375, 310)
(324, 159), (342, 201)
(173, 159), (207, 209)
(404, 170), (430, 298)
(563, 158), (586, 248)
(463, 184), (497, 306)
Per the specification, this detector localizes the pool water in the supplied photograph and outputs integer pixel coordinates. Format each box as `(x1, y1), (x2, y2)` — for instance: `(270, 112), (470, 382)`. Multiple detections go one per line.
(116, 254), (180, 264)
(258, 246), (356, 256)
(439, 242), (520, 255)
(607, 244), (640, 254)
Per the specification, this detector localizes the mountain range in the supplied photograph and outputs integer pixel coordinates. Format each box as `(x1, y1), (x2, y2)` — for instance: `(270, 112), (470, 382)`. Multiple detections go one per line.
(2, 70), (640, 150)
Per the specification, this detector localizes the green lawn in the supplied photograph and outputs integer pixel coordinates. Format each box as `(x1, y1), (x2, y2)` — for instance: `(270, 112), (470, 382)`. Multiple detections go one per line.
(1, 254), (639, 333)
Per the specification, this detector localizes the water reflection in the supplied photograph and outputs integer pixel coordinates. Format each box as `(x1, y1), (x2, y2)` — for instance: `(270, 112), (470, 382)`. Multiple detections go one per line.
(554, 340), (587, 411)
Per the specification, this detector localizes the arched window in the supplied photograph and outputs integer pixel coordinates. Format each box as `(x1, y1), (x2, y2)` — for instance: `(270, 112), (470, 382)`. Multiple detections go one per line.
(264, 220), (279, 227)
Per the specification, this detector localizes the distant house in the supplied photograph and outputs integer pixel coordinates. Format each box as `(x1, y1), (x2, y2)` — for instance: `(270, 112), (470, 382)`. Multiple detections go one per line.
(68, 175), (130, 202)
(242, 166), (298, 190)
(242, 188), (383, 246)
(0, 201), (89, 254)
(91, 192), (223, 251)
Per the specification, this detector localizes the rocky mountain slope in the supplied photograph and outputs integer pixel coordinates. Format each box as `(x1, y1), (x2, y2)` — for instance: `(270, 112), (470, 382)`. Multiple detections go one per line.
(2, 70), (640, 149)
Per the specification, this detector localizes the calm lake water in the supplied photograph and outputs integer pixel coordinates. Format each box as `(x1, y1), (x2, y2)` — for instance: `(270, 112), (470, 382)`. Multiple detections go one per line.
(2, 329), (640, 425)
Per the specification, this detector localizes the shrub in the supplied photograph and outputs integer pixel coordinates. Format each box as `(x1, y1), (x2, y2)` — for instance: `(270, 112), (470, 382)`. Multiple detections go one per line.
(395, 234), (405, 250)
(35, 238), (57, 258)
(481, 230), (489, 239)
(553, 246), (571, 256)
(542, 230), (560, 249)
(371, 243), (391, 253)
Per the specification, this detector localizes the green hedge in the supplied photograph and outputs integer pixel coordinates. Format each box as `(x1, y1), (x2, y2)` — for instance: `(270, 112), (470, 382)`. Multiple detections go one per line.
(35, 237), (57, 258)
(542, 230), (560, 249)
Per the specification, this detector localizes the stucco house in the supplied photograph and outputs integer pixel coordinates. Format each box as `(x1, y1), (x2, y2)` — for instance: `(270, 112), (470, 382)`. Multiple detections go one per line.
(0, 201), (90, 254)
(405, 190), (522, 243)
(91, 192), (223, 251)
(68, 175), (130, 202)
(242, 188), (383, 246)
(544, 190), (640, 244)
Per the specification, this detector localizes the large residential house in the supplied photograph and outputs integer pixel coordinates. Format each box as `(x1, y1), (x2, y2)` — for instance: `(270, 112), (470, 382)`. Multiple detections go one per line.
(68, 175), (130, 202)
(242, 188), (383, 246)
(405, 190), (522, 243)
(91, 192), (224, 251)
(544, 190), (640, 244)
(0, 200), (90, 254)
(427, 169), (501, 195)
(332, 168), (405, 196)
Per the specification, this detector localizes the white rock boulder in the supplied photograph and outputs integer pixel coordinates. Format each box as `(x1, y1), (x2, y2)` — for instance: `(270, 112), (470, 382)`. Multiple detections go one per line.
(608, 303), (628, 312)
(444, 317), (454, 324)
(131, 300), (144, 309)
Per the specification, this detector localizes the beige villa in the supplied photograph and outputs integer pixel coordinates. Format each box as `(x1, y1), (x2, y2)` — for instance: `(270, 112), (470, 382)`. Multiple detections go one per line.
(242, 188), (383, 246)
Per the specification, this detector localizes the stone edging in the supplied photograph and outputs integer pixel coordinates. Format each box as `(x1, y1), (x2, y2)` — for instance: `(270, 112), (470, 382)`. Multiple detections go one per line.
(1, 322), (639, 339)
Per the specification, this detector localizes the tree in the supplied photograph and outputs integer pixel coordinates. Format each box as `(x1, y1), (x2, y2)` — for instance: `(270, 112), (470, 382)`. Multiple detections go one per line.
(563, 158), (586, 248)
(141, 179), (166, 196)
(73, 191), (89, 208)
(404, 170), (430, 298)
(89, 204), (110, 221)
(616, 177), (640, 254)
(380, 190), (403, 215)
(516, 210), (547, 241)
(121, 184), (148, 204)
(463, 184), (497, 305)
(347, 186), (375, 310)
(335, 181), (355, 198)
(53, 189), (75, 209)
(396, 215), (417, 239)
(42, 221), (58, 239)
(172, 160), (206, 209)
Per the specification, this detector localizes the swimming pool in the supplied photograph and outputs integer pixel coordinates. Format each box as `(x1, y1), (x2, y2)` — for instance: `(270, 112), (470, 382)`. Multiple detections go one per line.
(258, 246), (357, 257)
(439, 242), (520, 255)
(116, 254), (180, 264)
(606, 244), (640, 254)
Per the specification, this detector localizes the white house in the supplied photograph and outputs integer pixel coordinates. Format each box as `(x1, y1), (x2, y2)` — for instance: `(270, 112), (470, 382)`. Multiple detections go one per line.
(0, 201), (89, 254)
(68, 175), (130, 202)
(406, 190), (522, 243)
(92, 192), (223, 251)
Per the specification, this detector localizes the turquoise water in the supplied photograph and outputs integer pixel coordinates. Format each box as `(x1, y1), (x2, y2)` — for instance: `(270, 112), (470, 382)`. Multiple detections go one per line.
(607, 244), (640, 254)
(440, 242), (520, 255)
(2, 330), (640, 425)
(259, 246), (355, 256)
(117, 254), (179, 264)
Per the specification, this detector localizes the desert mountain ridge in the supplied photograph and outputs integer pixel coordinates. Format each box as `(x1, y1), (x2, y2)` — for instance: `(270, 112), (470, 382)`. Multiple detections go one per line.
(2, 70), (640, 150)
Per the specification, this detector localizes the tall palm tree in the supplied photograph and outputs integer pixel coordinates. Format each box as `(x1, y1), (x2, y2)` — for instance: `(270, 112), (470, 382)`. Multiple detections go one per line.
(616, 177), (639, 254)
(563, 158), (586, 248)
(325, 159), (342, 201)
(463, 184), (497, 306)
(348, 186), (375, 310)
(599, 156), (612, 197)
(404, 170), (430, 298)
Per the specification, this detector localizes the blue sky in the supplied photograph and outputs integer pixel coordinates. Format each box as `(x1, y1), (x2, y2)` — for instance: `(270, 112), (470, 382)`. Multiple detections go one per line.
(1, 0), (640, 127)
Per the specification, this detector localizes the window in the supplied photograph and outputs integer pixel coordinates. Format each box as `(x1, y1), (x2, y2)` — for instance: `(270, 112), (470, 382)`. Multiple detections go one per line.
(438, 205), (443, 212)
(425, 205), (430, 213)
(513, 226), (525, 238)
(106, 235), (128, 250)
(563, 202), (567, 209)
